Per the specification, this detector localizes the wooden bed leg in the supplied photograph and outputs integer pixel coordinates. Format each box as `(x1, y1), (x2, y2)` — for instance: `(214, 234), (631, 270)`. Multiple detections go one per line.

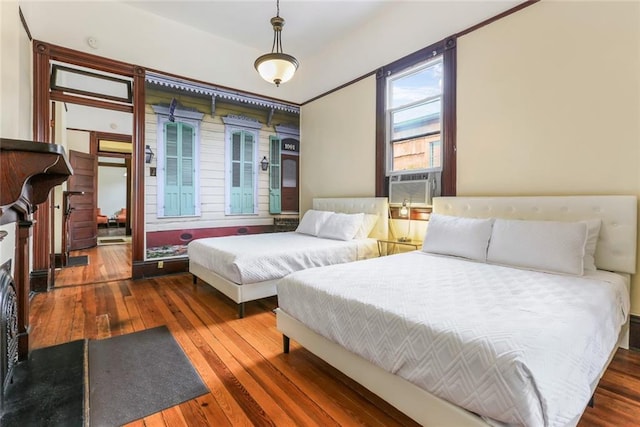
(192, 274), (197, 285)
(283, 335), (290, 354)
(238, 302), (245, 319)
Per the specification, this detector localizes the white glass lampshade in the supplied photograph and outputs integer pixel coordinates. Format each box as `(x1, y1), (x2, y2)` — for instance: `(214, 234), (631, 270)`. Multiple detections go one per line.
(255, 53), (299, 86)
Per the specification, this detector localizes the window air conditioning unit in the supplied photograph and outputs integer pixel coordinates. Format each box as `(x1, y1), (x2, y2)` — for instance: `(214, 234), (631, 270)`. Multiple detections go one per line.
(389, 174), (433, 207)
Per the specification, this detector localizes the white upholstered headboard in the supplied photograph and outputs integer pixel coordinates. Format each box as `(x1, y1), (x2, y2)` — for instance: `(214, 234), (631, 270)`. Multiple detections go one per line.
(433, 196), (637, 274)
(313, 197), (389, 240)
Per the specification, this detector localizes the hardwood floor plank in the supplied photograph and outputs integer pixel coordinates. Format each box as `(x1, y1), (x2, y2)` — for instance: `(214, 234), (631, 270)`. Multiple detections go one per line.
(138, 412), (165, 427)
(69, 290), (87, 342)
(28, 272), (640, 427)
(81, 284), (98, 340)
(160, 405), (189, 427)
(160, 280), (294, 426)
(142, 277), (263, 427)
(178, 397), (229, 427)
(55, 243), (131, 287)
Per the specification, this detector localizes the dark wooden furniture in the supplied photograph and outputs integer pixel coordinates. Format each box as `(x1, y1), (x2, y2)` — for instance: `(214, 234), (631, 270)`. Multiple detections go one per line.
(0, 138), (72, 360)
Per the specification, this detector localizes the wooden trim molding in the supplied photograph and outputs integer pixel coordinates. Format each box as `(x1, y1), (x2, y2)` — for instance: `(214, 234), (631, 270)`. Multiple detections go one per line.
(132, 67), (146, 264)
(50, 90), (134, 113)
(630, 315), (640, 351)
(32, 41), (145, 289)
(132, 259), (188, 279)
(302, 71), (377, 106)
(455, 0), (540, 39)
(29, 269), (49, 293)
(18, 7), (33, 41)
(375, 38), (455, 198)
(441, 37), (457, 196)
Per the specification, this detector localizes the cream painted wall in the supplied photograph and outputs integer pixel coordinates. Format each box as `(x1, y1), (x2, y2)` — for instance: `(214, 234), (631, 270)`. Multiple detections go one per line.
(0, 0), (31, 139)
(299, 75), (377, 213)
(1, 1), (32, 270)
(456, 1), (640, 312)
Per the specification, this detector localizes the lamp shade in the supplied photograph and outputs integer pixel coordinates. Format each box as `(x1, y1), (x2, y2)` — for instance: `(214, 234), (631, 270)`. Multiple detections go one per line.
(255, 53), (299, 86)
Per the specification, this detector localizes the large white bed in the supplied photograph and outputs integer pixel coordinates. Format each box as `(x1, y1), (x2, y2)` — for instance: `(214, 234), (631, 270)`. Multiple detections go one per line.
(275, 195), (637, 426)
(188, 197), (388, 317)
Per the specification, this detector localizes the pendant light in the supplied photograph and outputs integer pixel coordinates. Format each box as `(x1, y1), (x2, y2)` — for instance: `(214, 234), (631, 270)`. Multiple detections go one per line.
(254, 0), (299, 87)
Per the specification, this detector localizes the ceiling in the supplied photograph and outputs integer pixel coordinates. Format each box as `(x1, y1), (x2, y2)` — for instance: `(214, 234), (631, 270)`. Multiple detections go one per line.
(22, 1), (525, 103)
(124, 1), (391, 61)
(120, 0), (524, 102)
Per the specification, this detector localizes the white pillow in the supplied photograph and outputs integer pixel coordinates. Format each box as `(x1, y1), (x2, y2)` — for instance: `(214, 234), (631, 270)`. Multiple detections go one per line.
(318, 213), (365, 241)
(354, 214), (379, 239)
(582, 219), (601, 271)
(295, 210), (334, 236)
(422, 214), (495, 262)
(487, 218), (588, 275)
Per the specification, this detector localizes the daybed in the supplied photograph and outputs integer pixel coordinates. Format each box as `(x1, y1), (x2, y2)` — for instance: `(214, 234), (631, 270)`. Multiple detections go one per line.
(189, 197), (389, 317)
(276, 195), (637, 426)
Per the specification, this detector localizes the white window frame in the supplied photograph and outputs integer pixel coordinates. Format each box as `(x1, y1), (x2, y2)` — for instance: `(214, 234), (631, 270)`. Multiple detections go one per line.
(386, 55), (443, 177)
(152, 105), (204, 218)
(223, 115), (262, 215)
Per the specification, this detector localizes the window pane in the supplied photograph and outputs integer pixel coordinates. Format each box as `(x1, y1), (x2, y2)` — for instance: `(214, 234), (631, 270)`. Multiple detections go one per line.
(232, 163), (240, 187)
(283, 158), (297, 188)
(243, 136), (253, 160)
(392, 133), (441, 172)
(390, 59), (442, 109)
(166, 123), (178, 156)
(232, 133), (241, 161)
(182, 124), (193, 157)
(166, 158), (178, 185)
(391, 99), (441, 141)
(243, 163), (253, 188)
(182, 159), (193, 185)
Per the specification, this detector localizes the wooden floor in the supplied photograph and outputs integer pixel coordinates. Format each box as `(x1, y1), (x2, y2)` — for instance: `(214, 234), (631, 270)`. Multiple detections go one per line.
(30, 272), (640, 426)
(54, 242), (131, 287)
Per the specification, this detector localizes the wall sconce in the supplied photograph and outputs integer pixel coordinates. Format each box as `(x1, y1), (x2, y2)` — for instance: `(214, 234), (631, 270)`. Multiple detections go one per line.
(145, 145), (154, 164)
(260, 156), (269, 171)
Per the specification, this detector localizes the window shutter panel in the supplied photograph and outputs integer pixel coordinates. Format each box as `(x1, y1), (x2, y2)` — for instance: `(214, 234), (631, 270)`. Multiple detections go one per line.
(180, 124), (195, 215)
(242, 133), (255, 214)
(164, 122), (180, 216)
(230, 132), (243, 214)
(269, 136), (281, 214)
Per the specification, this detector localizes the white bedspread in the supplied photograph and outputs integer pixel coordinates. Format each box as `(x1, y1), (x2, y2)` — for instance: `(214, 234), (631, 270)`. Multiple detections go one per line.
(187, 232), (378, 285)
(277, 251), (629, 427)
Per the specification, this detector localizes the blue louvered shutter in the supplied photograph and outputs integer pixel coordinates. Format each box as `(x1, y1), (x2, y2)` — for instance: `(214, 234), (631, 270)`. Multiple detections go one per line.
(230, 132), (243, 214)
(242, 133), (255, 213)
(180, 124), (195, 215)
(164, 122), (196, 216)
(229, 131), (255, 214)
(164, 122), (180, 216)
(269, 136), (281, 214)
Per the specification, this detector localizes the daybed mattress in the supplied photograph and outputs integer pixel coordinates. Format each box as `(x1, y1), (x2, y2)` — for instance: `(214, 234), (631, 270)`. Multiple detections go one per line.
(188, 232), (378, 285)
(277, 251), (629, 427)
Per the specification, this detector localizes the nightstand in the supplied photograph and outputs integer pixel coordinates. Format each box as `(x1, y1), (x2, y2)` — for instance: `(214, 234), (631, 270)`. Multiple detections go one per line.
(377, 239), (423, 256)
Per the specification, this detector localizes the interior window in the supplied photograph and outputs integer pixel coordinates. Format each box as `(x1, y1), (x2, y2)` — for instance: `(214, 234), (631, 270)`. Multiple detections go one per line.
(387, 57), (443, 174)
(376, 37), (457, 197)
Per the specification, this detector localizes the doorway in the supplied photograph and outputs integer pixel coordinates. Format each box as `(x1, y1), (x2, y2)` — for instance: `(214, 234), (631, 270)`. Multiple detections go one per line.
(32, 41), (145, 289)
(281, 154), (299, 213)
(53, 116), (133, 287)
